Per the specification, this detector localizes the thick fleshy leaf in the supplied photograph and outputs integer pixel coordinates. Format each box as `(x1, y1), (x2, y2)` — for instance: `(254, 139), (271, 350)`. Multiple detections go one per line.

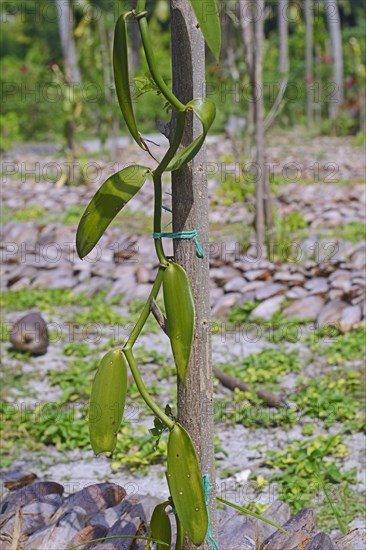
(166, 99), (216, 172)
(189, 0), (221, 62)
(113, 14), (145, 149)
(163, 261), (194, 382)
(76, 165), (150, 258)
(89, 349), (128, 455)
(166, 423), (208, 545)
(148, 502), (172, 550)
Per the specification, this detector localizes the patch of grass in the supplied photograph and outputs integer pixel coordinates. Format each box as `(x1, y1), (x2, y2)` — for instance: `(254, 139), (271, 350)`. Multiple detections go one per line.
(295, 369), (365, 430)
(70, 305), (128, 327)
(221, 348), (301, 388)
(48, 357), (98, 402)
(227, 300), (259, 323)
(317, 328), (366, 364)
(63, 341), (93, 357)
(319, 222), (366, 244)
(264, 434), (357, 513)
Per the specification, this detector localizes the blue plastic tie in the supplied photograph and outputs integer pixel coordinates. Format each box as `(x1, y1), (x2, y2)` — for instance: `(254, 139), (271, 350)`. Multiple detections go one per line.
(153, 230), (205, 259)
(202, 474), (219, 550)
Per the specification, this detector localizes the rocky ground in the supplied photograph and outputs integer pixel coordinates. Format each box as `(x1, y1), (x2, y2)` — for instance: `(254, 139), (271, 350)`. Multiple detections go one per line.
(0, 131), (365, 548)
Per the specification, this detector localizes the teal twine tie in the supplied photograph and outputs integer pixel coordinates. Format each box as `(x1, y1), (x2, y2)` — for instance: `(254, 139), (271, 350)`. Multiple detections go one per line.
(153, 230), (205, 259)
(202, 474), (219, 550)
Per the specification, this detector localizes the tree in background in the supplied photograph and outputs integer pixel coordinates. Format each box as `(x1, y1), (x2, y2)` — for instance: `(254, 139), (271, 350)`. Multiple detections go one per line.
(325, 0), (344, 121)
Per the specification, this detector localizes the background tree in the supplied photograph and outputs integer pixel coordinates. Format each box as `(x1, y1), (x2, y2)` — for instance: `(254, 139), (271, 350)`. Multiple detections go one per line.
(325, 0), (344, 121)
(170, 0), (218, 547)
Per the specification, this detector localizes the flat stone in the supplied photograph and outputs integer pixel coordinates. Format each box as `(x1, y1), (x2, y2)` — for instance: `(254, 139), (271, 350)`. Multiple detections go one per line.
(135, 266), (150, 284)
(244, 269), (272, 282)
(219, 508), (257, 549)
(283, 296), (325, 321)
(73, 277), (109, 297)
(54, 483), (126, 520)
(251, 500), (291, 546)
(210, 266), (242, 285)
(273, 271), (306, 285)
(317, 300), (349, 326)
(334, 527), (366, 550)
(305, 277), (329, 294)
(224, 276), (248, 293)
(89, 499), (135, 529)
(341, 305), (362, 328)
(122, 283), (152, 304)
(210, 286), (224, 307)
(26, 506), (87, 549)
(250, 295), (285, 320)
(107, 276), (136, 301)
(0, 481), (63, 518)
(286, 287), (309, 299)
(261, 507), (317, 550)
(10, 311), (49, 355)
(305, 532), (338, 549)
(68, 525), (109, 548)
(211, 293), (242, 318)
(255, 283), (287, 301)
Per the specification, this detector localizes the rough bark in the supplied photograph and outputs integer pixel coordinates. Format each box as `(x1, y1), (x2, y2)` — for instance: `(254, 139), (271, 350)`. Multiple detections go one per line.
(56, 0), (81, 83)
(325, 0), (344, 120)
(170, 1), (217, 547)
(278, 0), (289, 74)
(305, 0), (314, 129)
(253, 0), (266, 251)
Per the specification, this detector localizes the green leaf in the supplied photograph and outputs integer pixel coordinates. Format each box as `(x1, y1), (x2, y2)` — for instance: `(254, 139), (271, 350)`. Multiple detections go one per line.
(76, 165), (150, 259)
(166, 423), (208, 545)
(148, 502), (172, 550)
(89, 349), (128, 455)
(189, 0), (221, 62)
(163, 262), (195, 383)
(113, 14), (145, 149)
(216, 496), (290, 535)
(166, 99), (216, 172)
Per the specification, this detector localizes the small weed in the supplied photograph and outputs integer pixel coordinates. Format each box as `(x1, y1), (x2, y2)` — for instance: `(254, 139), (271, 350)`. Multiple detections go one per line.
(319, 222), (366, 244)
(264, 434), (356, 513)
(317, 328), (366, 364)
(227, 301), (259, 323)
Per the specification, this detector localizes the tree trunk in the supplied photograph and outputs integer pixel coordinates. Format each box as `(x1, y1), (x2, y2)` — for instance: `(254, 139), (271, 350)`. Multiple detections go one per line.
(279, 0), (289, 74)
(56, 0), (81, 155)
(305, 0), (314, 129)
(170, 1), (217, 548)
(240, 0), (255, 136)
(56, 0), (81, 83)
(325, 0), (344, 120)
(253, 0), (266, 251)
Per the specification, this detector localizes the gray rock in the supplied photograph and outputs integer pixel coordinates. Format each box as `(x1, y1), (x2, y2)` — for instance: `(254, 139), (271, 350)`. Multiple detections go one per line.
(283, 296), (325, 321)
(261, 507), (317, 550)
(251, 500), (291, 545)
(1, 502), (57, 539)
(244, 269), (271, 282)
(107, 276), (136, 301)
(210, 286), (224, 307)
(250, 295), (285, 320)
(68, 524), (109, 548)
(224, 276), (248, 293)
(10, 311), (49, 355)
(218, 508), (257, 549)
(317, 300), (349, 326)
(286, 286), (309, 299)
(334, 527), (366, 550)
(305, 277), (329, 294)
(255, 283), (287, 301)
(25, 505), (87, 549)
(305, 532), (338, 549)
(0, 482), (63, 519)
(91, 515), (143, 549)
(274, 271), (306, 285)
(54, 483), (126, 521)
(211, 293), (242, 318)
(341, 305), (362, 328)
(89, 500), (135, 529)
(211, 266), (242, 285)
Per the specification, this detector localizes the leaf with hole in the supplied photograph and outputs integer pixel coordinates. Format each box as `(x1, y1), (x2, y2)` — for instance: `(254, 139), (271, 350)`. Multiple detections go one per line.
(148, 502), (172, 550)
(189, 0), (221, 62)
(166, 99), (216, 172)
(113, 14), (146, 149)
(163, 261), (194, 382)
(76, 165), (150, 259)
(89, 349), (128, 455)
(166, 423), (208, 545)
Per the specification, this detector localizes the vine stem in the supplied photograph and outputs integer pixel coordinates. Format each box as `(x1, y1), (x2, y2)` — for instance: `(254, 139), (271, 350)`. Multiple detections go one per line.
(123, 348), (174, 429)
(152, 109), (186, 263)
(137, 13), (185, 112)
